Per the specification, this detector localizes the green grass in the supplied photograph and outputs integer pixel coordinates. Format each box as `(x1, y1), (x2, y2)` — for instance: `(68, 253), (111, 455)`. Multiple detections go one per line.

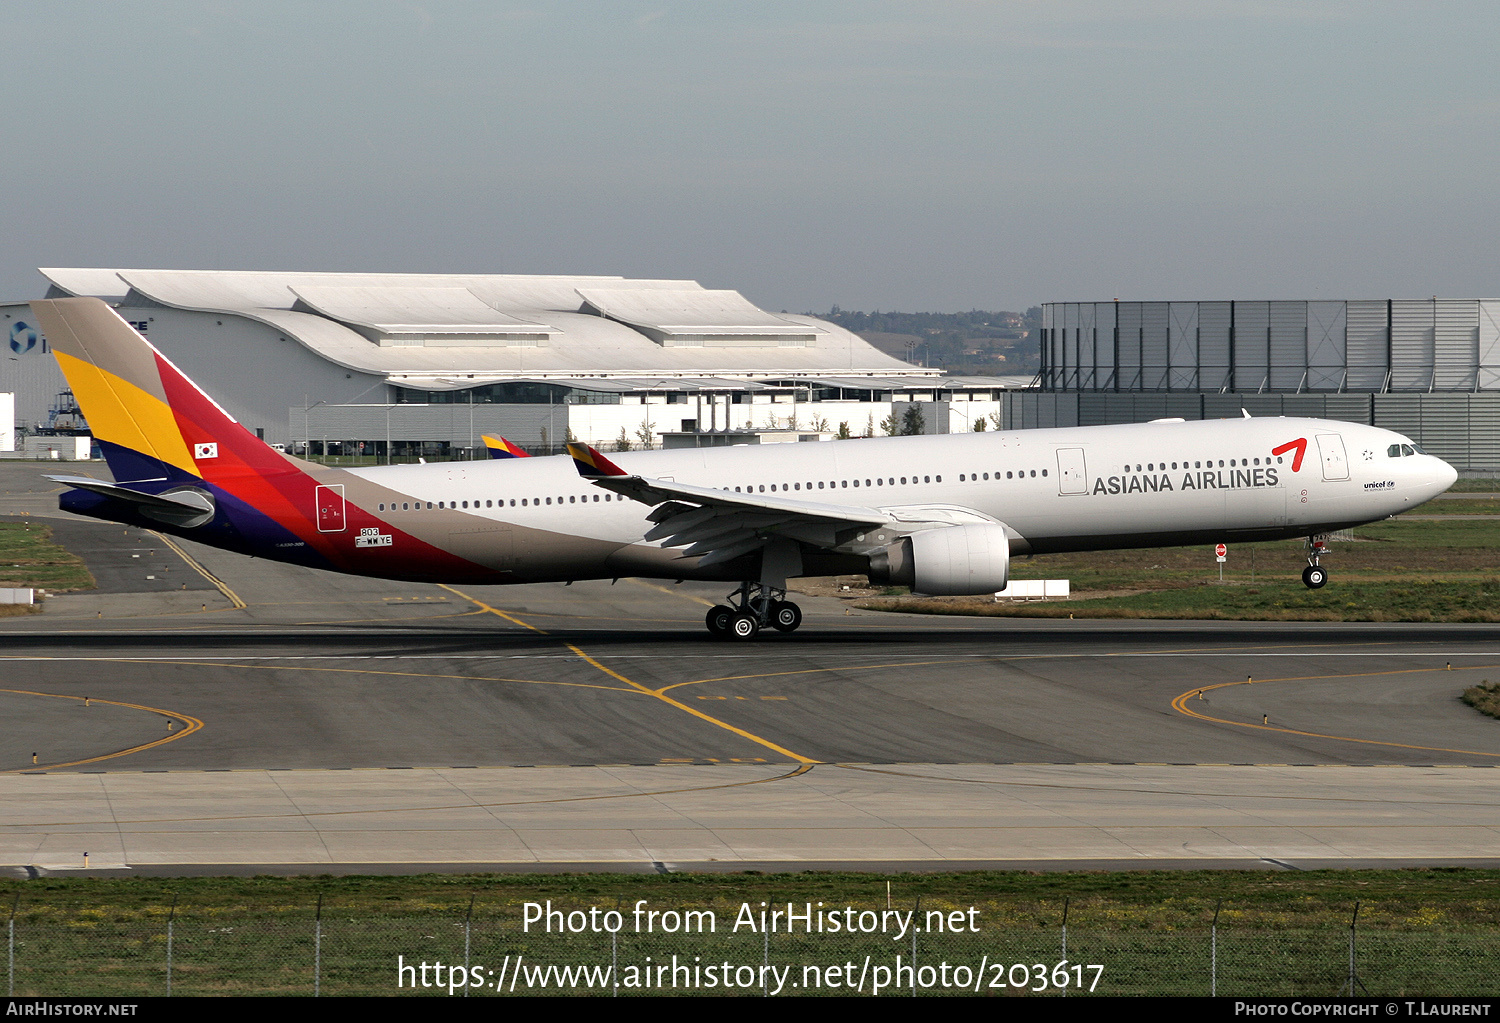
(857, 518), (1500, 623)
(0, 519), (94, 596)
(1461, 681), (1500, 719)
(3, 872), (1499, 996)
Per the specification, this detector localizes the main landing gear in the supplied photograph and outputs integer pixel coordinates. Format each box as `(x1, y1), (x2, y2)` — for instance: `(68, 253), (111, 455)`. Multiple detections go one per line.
(705, 582), (802, 640)
(1301, 536), (1330, 589)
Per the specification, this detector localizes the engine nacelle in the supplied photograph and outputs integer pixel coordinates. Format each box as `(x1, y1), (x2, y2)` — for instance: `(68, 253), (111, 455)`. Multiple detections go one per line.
(868, 523), (1011, 595)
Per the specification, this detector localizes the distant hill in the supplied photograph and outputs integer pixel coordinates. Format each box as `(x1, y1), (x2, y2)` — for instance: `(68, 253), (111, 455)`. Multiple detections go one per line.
(817, 307), (1041, 376)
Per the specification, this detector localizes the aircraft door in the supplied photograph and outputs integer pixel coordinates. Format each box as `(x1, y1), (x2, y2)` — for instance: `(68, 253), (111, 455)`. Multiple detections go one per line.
(1056, 447), (1088, 495)
(315, 484), (347, 532)
(1316, 434), (1350, 481)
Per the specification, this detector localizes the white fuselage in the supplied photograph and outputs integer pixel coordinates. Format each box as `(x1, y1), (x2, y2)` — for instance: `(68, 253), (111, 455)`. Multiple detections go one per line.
(349, 417), (1456, 580)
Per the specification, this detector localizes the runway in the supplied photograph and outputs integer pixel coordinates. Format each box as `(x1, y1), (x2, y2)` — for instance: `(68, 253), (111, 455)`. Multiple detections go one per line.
(2, 463), (1499, 872)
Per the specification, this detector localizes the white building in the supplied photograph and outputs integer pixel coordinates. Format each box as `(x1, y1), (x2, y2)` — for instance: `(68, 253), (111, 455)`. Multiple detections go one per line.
(1, 269), (1033, 457)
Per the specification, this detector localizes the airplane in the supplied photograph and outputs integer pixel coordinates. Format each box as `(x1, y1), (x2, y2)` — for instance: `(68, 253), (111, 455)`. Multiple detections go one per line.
(30, 297), (1458, 639)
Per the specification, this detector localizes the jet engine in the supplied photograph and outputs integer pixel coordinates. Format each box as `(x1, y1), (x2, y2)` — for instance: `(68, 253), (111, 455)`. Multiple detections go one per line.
(867, 523), (1011, 595)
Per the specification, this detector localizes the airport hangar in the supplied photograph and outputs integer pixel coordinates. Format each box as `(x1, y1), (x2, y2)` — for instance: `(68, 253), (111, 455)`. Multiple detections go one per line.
(1030, 299), (1500, 472)
(0, 268), (1032, 458)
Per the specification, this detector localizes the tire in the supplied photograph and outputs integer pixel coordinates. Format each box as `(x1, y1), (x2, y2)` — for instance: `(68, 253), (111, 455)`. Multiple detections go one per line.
(771, 600), (802, 633)
(1302, 565), (1328, 589)
(705, 604), (735, 636)
(730, 612), (760, 640)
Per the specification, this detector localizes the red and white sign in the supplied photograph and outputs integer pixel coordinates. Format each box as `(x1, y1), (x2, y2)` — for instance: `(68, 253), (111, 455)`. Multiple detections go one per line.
(1215, 543), (1227, 558)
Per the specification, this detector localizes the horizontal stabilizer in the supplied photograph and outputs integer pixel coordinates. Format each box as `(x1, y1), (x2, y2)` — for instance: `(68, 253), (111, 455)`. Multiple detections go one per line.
(47, 475), (215, 527)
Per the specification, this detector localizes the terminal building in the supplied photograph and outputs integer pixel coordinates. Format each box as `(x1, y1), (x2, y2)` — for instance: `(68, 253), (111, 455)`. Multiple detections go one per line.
(1, 268), (1030, 458)
(1029, 299), (1500, 471)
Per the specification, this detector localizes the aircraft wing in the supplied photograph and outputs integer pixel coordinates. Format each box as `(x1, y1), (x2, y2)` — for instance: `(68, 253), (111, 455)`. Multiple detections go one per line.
(566, 442), (890, 566)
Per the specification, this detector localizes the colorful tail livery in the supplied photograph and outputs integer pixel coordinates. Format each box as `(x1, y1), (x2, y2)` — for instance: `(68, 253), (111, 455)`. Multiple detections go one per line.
(482, 434), (530, 459)
(566, 442), (626, 478)
(29, 298), (497, 582)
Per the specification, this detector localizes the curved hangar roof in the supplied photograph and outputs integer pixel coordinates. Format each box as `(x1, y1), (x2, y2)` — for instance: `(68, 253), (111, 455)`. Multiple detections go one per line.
(40, 268), (929, 389)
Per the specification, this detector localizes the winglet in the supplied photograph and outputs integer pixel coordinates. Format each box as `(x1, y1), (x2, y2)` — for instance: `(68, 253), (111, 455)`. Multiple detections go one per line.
(567, 442), (627, 478)
(482, 434), (530, 459)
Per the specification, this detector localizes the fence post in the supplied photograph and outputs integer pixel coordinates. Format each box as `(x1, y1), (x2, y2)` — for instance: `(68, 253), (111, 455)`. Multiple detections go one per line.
(762, 911), (770, 997)
(1212, 899), (1221, 997)
(314, 894), (323, 998)
(1341, 902), (1365, 996)
(912, 895), (921, 997)
(463, 895), (474, 999)
(166, 894), (177, 997)
(8, 894), (16, 997)
(1061, 898), (1069, 998)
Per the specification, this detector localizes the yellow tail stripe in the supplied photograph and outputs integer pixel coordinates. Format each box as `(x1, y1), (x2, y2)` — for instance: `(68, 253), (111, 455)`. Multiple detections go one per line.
(53, 350), (196, 475)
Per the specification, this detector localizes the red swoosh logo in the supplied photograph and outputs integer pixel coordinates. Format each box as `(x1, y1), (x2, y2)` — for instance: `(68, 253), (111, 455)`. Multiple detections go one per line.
(1272, 437), (1307, 472)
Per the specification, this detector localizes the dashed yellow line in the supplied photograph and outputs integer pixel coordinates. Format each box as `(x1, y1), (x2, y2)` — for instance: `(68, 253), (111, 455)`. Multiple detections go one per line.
(149, 530), (246, 608)
(0, 688), (204, 773)
(1171, 664), (1500, 759)
(442, 585), (817, 764)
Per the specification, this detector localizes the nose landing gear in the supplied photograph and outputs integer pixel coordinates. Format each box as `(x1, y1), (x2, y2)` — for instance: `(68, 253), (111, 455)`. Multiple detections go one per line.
(1302, 536), (1330, 589)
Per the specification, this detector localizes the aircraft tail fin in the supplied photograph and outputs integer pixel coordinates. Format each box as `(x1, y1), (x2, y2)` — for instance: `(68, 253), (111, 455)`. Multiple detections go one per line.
(566, 441), (627, 478)
(29, 298), (292, 485)
(481, 434), (531, 459)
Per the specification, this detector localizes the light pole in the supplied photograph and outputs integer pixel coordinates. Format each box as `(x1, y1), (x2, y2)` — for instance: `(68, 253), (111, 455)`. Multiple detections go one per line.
(302, 399), (327, 460)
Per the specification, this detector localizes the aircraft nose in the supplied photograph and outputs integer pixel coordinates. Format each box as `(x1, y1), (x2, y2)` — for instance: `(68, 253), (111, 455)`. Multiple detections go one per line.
(1436, 457), (1458, 492)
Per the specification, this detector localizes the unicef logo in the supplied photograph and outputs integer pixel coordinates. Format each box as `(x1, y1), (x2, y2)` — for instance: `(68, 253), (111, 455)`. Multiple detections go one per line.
(9, 321), (38, 355)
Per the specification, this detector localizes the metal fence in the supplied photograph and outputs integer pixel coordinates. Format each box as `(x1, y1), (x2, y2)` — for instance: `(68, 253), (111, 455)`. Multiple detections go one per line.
(5, 895), (1497, 997)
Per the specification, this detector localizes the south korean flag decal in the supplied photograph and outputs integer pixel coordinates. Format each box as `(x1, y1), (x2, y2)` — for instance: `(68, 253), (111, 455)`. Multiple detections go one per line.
(194, 442), (219, 460)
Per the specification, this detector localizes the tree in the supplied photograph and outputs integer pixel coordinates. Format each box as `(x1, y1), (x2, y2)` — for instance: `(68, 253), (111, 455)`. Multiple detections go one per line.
(614, 427), (631, 452)
(837, 421), (851, 439)
(879, 411), (899, 436)
(973, 417), (987, 432)
(635, 416), (655, 448)
(864, 413), (875, 438)
(900, 404), (925, 436)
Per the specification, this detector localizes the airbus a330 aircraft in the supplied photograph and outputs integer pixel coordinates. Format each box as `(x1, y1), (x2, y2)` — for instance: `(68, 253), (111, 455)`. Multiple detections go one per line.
(31, 298), (1457, 639)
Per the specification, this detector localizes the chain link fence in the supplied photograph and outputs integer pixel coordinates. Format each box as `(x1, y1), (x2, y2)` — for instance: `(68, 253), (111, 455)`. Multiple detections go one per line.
(6, 894), (1498, 997)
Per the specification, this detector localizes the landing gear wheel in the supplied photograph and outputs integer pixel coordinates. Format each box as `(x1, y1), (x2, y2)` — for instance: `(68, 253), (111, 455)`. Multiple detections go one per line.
(770, 600), (802, 633)
(729, 612), (760, 640)
(1302, 565), (1328, 589)
(705, 604), (735, 636)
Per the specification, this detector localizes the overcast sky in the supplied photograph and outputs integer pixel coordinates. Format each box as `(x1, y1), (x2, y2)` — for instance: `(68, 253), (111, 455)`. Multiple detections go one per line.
(5, 1), (1498, 312)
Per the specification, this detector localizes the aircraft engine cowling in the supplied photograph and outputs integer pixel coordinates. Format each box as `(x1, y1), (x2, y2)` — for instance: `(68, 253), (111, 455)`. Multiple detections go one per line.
(868, 523), (1011, 595)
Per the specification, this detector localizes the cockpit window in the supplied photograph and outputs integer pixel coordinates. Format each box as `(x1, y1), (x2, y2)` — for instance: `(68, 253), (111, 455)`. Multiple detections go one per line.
(1401, 444), (1415, 456)
(1388, 444), (1402, 457)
